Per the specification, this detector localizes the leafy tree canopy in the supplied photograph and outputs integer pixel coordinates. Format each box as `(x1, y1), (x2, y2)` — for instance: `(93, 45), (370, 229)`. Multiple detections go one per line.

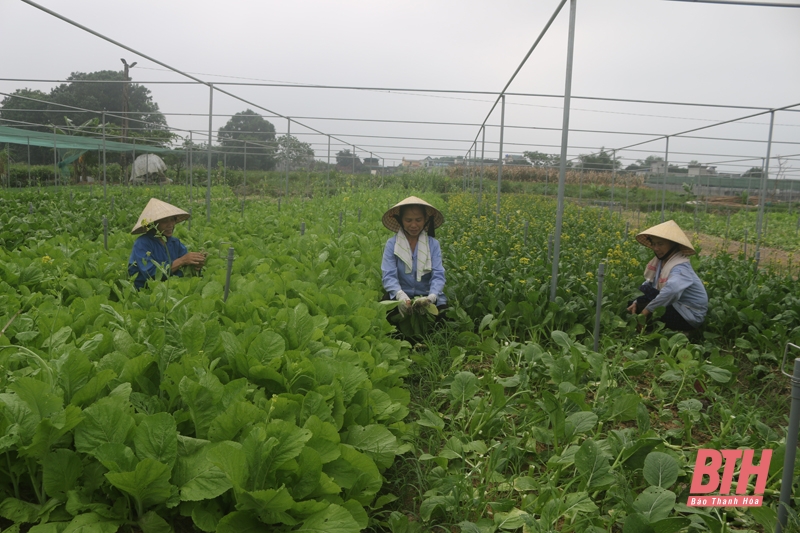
(577, 149), (620, 171)
(51, 71), (170, 145)
(742, 166), (763, 178)
(277, 135), (315, 171)
(0, 71), (171, 147)
(523, 151), (571, 168)
(336, 149), (363, 171)
(217, 109), (276, 170)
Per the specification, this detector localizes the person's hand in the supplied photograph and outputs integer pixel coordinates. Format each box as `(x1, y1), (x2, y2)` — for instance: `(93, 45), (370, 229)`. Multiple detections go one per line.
(178, 252), (206, 270)
(427, 294), (438, 305)
(396, 291), (411, 316)
(412, 297), (429, 312)
(626, 301), (637, 314)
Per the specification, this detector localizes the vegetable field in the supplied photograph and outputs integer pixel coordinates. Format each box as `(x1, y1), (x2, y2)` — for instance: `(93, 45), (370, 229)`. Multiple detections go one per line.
(0, 185), (798, 533)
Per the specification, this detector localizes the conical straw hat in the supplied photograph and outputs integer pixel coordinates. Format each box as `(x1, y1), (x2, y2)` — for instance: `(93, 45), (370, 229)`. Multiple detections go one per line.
(382, 196), (444, 232)
(131, 198), (190, 235)
(635, 219), (695, 255)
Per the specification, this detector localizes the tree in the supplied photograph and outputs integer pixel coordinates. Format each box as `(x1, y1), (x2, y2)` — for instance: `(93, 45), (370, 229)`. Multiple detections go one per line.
(523, 151), (572, 168)
(524, 151), (556, 167)
(276, 135), (315, 171)
(0, 89), (52, 132)
(48, 70), (171, 146)
(336, 149), (362, 172)
(0, 89), (56, 165)
(217, 110), (276, 170)
(577, 149), (620, 171)
(742, 167), (763, 178)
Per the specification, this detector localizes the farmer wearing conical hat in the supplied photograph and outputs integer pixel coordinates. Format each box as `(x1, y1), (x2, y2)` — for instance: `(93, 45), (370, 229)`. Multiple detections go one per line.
(127, 198), (206, 290)
(627, 220), (708, 330)
(381, 196), (447, 316)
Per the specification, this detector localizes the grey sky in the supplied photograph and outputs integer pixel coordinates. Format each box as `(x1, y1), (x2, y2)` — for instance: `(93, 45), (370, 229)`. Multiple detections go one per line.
(2, 0), (799, 175)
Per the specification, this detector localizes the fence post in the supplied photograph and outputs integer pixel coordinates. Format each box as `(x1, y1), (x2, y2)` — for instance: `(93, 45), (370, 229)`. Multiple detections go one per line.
(754, 250), (760, 274)
(188, 208), (192, 231)
(278, 197), (281, 212)
(103, 216), (108, 251)
(744, 229), (748, 258)
(725, 213), (730, 241)
(300, 221), (305, 236)
(593, 262), (606, 352)
(223, 247), (234, 302)
(777, 343), (800, 533)
(29, 202), (33, 215)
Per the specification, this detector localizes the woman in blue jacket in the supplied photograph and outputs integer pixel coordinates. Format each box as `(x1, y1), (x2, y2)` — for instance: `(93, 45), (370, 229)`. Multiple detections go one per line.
(128, 198), (206, 290)
(381, 196), (446, 315)
(627, 220), (708, 331)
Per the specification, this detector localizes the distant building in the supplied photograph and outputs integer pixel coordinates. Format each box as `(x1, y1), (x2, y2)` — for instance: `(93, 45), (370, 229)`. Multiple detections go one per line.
(688, 164), (717, 177)
(363, 157), (380, 168)
(401, 156), (433, 168)
(504, 154), (530, 166)
(650, 161), (666, 174)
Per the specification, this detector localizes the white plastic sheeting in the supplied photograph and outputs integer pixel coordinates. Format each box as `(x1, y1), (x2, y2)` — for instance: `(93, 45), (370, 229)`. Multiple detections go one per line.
(129, 154), (168, 183)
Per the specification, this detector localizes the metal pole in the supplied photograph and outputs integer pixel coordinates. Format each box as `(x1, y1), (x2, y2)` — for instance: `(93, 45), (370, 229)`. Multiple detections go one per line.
(756, 112), (775, 255)
(352, 145), (356, 174)
(223, 246), (234, 302)
(53, 124), (57, 189)
(549, 0), (578, 302)
(131, 139), (136, 188)
(243, 140), (247, 191)
(188, 132), (193, 201)
(285, 119), (291, 197)
(188, 208), (192, 231)
(27, 137), (31, 188)
(593, 262), (605, 352)
(777, 346), (800, 533)
(327, 135), (331, 196)
(5, 143), (9, 188)
(496, 95), (505, 224)
(358, 208), (362, 223)
(101, 110), (107, 198)
(103, 216), (108, 250)
(661, 136), (669, 223)
(610, 149), (616, 217)
(300, 221), (305, 236)
(206, 84), (213, 222)
(744, 228), (748, 258)
(479, 126), (485, 208)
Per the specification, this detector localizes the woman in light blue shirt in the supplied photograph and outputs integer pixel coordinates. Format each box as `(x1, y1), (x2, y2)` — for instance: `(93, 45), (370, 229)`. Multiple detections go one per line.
(381, 196), (447, 315)
(627, 220), (708, 330)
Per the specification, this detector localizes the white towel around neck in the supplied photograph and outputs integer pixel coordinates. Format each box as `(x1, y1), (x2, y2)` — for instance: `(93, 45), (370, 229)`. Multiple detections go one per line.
(394, 229), (431, 282)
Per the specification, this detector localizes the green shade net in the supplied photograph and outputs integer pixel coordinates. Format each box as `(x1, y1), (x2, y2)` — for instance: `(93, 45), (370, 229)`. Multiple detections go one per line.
(0, 125), (172, 154)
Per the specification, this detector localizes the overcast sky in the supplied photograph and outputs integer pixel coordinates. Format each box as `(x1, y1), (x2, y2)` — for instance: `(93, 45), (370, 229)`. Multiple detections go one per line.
(2, 0), (799, 176)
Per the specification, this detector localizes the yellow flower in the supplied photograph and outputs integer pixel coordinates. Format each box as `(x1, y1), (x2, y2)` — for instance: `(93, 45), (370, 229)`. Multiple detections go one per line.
(41, 255), (53, 264)
(518, 279), (526, 284)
